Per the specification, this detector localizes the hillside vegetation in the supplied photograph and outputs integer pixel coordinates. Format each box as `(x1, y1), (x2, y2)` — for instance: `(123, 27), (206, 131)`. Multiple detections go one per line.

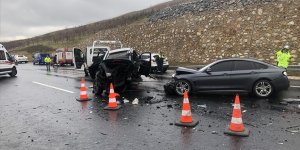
(2, 0), (300, 65)
(1, 0), (190, 54)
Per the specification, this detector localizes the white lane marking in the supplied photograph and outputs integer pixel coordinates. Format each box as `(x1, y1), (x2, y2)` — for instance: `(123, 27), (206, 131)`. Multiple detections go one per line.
(291, 85), (300, 88)
(32, 81), (75, 94)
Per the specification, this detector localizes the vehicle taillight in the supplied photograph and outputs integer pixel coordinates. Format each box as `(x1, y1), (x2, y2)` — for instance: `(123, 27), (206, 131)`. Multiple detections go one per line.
(283, 71), (287, 76)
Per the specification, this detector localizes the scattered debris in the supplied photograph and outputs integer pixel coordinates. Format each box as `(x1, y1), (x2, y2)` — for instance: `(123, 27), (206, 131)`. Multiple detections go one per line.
(132, 98), (139, 105)
(100, 132), (107, 135)
(285, 130), (299, 133)
(278, 143), (284, 145)
(156, 106), (161, 109)
(197, 104), (207, 109)
(89, 111), (93, 113)
(123, 118), (128, 120)
(169, 123), (174, 125)
(242, 110), (247, 113)
(282, 98), (300, 104)
(279, 101), (288, 105)
(212, 131), (218, 134)
(17, 131), (27, 134)
(167, 104), (173, 108)
(123, 99), (129, 103)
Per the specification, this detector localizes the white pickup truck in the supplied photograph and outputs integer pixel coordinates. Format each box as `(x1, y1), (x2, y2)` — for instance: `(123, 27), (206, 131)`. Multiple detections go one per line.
(72, 40), (123, 79)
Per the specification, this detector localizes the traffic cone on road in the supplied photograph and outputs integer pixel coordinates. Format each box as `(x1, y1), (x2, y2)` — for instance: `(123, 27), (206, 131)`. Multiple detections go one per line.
(175, 91), (199, 127)
(76, 78), (91, 102)
(104, 83), (121, 110)
(224, 94), (249, 137)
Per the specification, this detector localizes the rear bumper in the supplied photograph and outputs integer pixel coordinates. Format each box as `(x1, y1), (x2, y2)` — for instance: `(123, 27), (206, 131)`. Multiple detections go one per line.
(271, 76), (290, 91)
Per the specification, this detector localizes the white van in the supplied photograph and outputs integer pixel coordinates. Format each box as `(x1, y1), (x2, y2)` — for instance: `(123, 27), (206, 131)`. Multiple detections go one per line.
(0, 44), (17, 77)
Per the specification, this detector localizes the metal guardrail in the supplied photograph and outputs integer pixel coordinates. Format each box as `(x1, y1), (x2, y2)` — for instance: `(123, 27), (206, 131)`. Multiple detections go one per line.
(169, 65), (300, 71)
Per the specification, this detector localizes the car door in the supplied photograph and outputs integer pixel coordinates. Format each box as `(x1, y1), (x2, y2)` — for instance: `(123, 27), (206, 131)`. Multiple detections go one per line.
(72, 48), (84, 69)
(229, 60), (258, 90)
(0, 50), (8, 72)
(138, 52), (152, 76)
(195, 61), (234, 90)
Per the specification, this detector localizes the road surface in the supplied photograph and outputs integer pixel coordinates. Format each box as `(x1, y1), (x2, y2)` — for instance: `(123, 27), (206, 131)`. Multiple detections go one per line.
(1, 64), (299, 150)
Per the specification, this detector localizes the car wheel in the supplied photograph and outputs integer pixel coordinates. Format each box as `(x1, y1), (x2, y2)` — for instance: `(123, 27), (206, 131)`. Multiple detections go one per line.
(84, 68), (89, 77)
(175, 80), (191, 96)
(93, 71), (104, 95)
(9, 67), (17, 77)
(253, 80), (273, 98)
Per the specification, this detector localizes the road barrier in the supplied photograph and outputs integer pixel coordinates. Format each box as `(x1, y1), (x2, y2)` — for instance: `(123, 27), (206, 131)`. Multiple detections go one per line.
(175, 91), (199, 127)
(224, 94), (249, 137)
(104, 83), (121, 110)
(76, 78), (91, 102)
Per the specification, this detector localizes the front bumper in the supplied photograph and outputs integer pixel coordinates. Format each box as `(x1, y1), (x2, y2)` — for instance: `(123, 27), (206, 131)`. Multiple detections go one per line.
(271, 76), (290, 91)
(164, 79), (176, 94)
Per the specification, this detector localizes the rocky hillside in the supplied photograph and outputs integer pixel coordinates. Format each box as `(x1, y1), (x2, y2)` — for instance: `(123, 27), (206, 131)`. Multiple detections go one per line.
(5, 0), (300, 65)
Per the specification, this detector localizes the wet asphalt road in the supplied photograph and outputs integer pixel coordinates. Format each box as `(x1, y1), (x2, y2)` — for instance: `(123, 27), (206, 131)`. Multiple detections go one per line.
(1, 64), (300, 150)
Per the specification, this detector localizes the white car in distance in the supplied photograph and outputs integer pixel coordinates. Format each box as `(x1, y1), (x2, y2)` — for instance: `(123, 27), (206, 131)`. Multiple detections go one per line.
(14, 55), (28, 63)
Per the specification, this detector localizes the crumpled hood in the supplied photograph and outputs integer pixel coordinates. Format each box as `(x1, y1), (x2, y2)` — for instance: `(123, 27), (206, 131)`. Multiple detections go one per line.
(176, 67), (198, 75)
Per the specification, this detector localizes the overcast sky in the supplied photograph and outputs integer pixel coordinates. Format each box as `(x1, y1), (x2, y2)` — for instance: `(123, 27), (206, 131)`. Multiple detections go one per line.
(0, 0), (170, 42)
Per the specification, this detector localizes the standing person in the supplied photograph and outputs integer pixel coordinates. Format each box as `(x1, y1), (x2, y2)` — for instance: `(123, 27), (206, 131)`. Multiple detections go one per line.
(276, 45), (291, 69)
(157, 51), (164, 74)
(53, 55), (57, 67)
(44, 56), (51, 71)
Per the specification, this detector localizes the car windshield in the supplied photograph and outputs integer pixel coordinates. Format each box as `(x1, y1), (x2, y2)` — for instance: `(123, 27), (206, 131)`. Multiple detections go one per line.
(106, 51), (130, 60)
(93, 48), (107, 55)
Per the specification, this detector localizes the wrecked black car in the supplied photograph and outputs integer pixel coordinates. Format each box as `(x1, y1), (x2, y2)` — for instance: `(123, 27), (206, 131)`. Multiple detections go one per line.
(93, 48), (151, 95)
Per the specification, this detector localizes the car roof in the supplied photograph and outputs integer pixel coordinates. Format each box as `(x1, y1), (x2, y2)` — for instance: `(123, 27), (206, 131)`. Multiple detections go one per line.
(215, 58), (269, 64)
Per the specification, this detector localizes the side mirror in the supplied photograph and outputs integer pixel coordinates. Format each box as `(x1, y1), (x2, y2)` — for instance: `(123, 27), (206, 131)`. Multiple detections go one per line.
(206, 67), (212, 73)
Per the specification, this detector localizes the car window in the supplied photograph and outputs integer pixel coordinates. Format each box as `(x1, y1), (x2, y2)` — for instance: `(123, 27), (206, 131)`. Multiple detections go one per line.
(210, 61), (233, 72)
(6, 52), (13, 61)
(233, 60), (255, 70)
(253, 62), (268, 69)
(140, 54), (150, 59)
(0, 51), (5, 60)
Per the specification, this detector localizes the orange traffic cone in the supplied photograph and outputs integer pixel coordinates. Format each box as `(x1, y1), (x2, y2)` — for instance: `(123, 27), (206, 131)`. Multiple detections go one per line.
(224, 94), (249, 136)
(175, 91), (199, 127)
(76, 78), (91, 101)
(104, 83), (121, 110)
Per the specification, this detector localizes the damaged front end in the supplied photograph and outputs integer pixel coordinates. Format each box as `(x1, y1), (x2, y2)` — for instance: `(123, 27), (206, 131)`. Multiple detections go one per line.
(93, 48), (151, 95)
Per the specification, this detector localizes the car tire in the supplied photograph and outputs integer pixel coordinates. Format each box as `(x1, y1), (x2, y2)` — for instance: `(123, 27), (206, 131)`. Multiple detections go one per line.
(93, 71), (104, 95)
(9, 67), (17, 77)
(174, 80), (191, 96)
(84, 68), (89, 77)
(253, 80), (273, 98)
(162, 68), (167, 73)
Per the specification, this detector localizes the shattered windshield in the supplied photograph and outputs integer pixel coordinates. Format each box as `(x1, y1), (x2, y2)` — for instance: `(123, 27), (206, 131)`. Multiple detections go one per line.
(106, 51), (130, 60)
